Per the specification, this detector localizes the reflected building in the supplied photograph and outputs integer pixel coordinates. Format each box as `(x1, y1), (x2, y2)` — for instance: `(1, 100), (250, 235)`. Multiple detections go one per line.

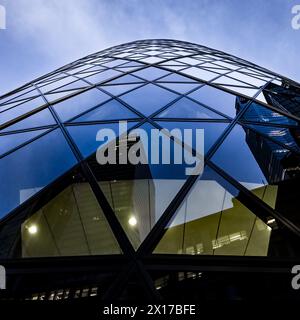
(0, 39), (300, 301)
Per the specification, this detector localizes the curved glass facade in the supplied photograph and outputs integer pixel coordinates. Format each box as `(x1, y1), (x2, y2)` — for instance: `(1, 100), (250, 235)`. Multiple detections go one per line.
(0, 39), (300, 264)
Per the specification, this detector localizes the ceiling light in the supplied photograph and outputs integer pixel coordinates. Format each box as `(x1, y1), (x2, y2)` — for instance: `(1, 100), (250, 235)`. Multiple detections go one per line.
(128, 216), (137, 226)
(28, 225), (38, 235)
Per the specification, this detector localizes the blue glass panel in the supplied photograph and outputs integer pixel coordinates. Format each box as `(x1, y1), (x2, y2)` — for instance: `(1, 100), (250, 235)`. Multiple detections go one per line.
(158, 73), (198, 82)
(132, 67), (170, 80)
(1, 108), (56, 133)
(45, 90), (81, 103)
(188, 85), (238, 117)
(210, 124), (300, 218)
(157, 97), (225, 119)
(52, 89), (110, 121)
(100, 84), (142, 96)
(105, 74), (144, 84)
(73, 100), (140, 122)
(240, 101), (298, 126)
(67, 122), (138, 158)
(158, 83), (200, 94)
(39, 76), (77, 93)
(0, 129), (47, 156)
(49, 79), (88, 93)
(119, 84), (178, 116)
(211, 125), (268, 185)
(0, 129), (77, 218)
(0, 88), (39, 105)
(84, 69), (122, 84)
(155, 121), (229, 154)
(0, 97), (45, 126)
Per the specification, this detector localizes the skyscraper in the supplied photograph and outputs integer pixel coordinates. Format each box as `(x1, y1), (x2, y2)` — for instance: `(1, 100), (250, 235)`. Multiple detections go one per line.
(0, 39), (300, 301)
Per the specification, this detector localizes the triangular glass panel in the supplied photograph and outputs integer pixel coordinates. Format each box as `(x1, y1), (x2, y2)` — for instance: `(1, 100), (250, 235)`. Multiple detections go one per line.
(67, 121), (138, 158)
(90, 122), (196, 250)
(157, 73), (198, 83)
(155, 121), (229, 154)
(45, 89), (82, 103)
(0, 129), (47, 156)
(212, 75), (256, 87)
(20, 169), (122, 257)
(158, 83), (200, 94)
(211, 124), (300, 208)
(105, 74), (144, 84)
(101, 83), (142, 97)
(119, 84), (179, 116)
(72, 99), (140, 123)
(84, 69), (122, 84)
(132, 67), (170, 81)
(157, 97), (225, 119)
(188, 85), (238, 118)
(139, 56), (163, 64)
(49, 79), (88, 93)
(218, 85), (259, 98)
(180, 67), (219, 81)
(52, 89), (110, 121)
(159, 60), (187, 67)
(154, 165), (272, 256)
(0, 129), (77, 219)
(39, 76), (78, 93)
(239, 100), (298, 126)
(160, 65), (187, 71)
(1, 108), (56, 133)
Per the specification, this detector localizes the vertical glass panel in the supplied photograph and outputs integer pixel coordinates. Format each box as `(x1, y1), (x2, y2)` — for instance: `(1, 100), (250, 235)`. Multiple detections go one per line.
(188, 85), (238, 117)
(155, 121), (229, 154)
(155, 166), (271, 256)
(67, 121), (138, 158)
(0, 129), (77, 219)
(1, 108), (56, 133)
(21, 178), (121, 257)
(157, 97), (225, 119)
(119, 84), (178, 116)
(52, 89), (110, 121)
(72, 100), (140, 123)
(0, 129), (47, 156)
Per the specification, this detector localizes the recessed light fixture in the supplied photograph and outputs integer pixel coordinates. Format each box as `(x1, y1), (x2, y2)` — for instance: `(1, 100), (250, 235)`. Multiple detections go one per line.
(28, 225), (38, 235)
(128, 216), (137, 226)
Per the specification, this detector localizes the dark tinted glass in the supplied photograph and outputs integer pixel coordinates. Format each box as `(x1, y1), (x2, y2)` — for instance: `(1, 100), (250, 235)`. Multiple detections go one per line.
(52, 89), (110, 121)
(0, 129), (77, 218)
(188, 85), (238, 117)
(119, 84), (178, 116)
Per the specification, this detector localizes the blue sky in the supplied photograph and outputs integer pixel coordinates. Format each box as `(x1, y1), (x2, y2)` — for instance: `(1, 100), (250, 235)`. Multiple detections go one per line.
(0, 0), (300, 95)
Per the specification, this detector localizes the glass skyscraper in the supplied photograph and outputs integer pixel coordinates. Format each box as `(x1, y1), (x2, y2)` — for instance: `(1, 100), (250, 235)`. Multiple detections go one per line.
(0, 39), (300, 301)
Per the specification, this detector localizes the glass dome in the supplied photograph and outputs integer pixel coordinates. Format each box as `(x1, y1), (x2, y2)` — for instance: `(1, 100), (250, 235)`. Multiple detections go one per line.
(0, 39), (300, 260)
